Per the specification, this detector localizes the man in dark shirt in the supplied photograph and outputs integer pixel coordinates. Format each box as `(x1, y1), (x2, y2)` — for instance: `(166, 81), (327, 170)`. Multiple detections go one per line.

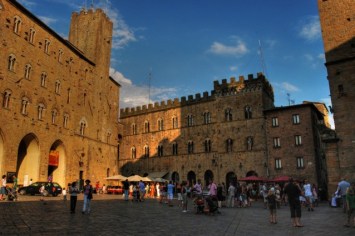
(123, 179), (130, 201)
(284, 178), (303, 227)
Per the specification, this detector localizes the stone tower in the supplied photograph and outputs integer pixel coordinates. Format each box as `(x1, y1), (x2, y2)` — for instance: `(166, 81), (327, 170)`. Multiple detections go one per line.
(318, 0), (355, 182)
(69, 8), (113, 76)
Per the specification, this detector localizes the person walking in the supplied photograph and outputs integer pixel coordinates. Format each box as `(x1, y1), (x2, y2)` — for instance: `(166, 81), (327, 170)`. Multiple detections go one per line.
(344, 181), (355, 227)
(167, 181), (174, 206)
(181, 181), (188, 213)
(338, 178), (351, 213)
(303, 180), (314, 211)
(227, 182), (236, 208)
(267, 188), (278, 224)
(284, 178), (303, 227)
(82, 179), (93, 215)
(69, 182), (79, 214)
(0, 175), (7, 200)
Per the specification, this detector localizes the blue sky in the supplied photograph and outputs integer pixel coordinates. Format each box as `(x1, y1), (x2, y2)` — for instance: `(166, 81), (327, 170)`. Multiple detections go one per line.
(18, 0), (333, 127)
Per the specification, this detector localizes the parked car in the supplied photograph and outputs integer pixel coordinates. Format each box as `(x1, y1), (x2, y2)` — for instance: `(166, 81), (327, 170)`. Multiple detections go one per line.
(107, 186), (123, 194)
(18, 182), (62, 197)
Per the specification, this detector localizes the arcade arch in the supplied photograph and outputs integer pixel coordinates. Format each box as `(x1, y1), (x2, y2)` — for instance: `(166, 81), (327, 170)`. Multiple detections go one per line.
(17, 133), (40, 186)
(49, 140), (66, 187)
(204, 170), (214, 186)
(187, 171), (196, 185)
(226, 172), (237, 187)
(172, 171), (179, 183)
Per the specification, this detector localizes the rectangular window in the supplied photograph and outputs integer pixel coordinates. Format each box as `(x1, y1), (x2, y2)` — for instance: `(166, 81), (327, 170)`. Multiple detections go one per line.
(297, 157), (304, 169)
(275, 158), (282, 170)
(273, 137), (281, 148)
(295, 135), (302, 146)
(292, 114), (300, 124)
(272, 117), (279, 127)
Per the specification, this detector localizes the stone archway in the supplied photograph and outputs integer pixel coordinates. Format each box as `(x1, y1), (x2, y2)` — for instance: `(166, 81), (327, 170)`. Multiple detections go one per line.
(246, 170), (258, 177)
(187, 171), (196, 186)
(204, 170), (214, 186)
(171, 171), (179, 183)
(49, 140), (66, 187)
(17, 133), (40, 186)
(0, 130), (4, 176)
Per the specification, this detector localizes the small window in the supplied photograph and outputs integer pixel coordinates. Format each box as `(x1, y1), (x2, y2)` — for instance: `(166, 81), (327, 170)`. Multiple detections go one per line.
(63, 113), (69, 128)
(58, 49), (63, 62)
(55, 80), (61, 94)
(158, 118), (164, 131)
(187, 141), (194, 154)
(51, 109), (58, 124)
(37, 103), (45, 120)
(297, 157), (304, 169)
(8, 54), (16, 71)
(295, 135), (302, 146)
(3, 90), (11, 109)
(292, 114), (300, 124)
(132, 123), (137, 135)
(204, 139), (212, 152)
(203, 112), (211, 124)
(144, 145), (149, 158)
(245, 106), (252, 119)
(29, 28), (35, 44)
(187, 115), (194, 127)
(44, 39), (50, 54)
(172, 142), (178, 155)
(24, 64), (32, 79)
(225, 108), (232, 121)
(144, 121), (150, 133)
(273, 137), (281, 148)
(246, 136), (253, 151)
(80, 121), (86, 136)
(13, 16), (21, 34)
(21, 97), (29, 115)
(40, 72), (47, 87)
(172, 116), (178, 129)
(226, 138), (233, 152)
(272, 117), (279, 127)
(275, 158), (282, 170)
(158, 145), (163, 157)
(131, 146), (136, 159)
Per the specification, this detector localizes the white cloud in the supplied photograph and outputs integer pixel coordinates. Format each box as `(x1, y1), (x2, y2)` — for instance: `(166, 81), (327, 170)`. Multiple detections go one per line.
(208, 38), (248, 56)
(109, 68), (178, 108)
(281, 82), (299, 92)
(299, 16), (321, 41)
(38, 16), (57, 26)
(17, 0), (36, 8)
(229, 66), (238, 72)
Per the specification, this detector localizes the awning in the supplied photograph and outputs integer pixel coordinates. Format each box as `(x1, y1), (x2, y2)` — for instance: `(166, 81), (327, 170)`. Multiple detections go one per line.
(147, 172), (168, 179)
(105, 175), (127, 180)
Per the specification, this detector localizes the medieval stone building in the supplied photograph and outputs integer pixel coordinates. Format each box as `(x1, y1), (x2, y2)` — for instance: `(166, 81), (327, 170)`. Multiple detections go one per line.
(0, 0), (120, 188)
(119, 74), (330, 188)
(318, 0), (355, 192)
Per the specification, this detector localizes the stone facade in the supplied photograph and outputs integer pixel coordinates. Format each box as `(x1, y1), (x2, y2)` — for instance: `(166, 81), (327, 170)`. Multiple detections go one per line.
(0, 0), (120, 188)
(119, 73), (330, 188)
(318, 0), (355, 192)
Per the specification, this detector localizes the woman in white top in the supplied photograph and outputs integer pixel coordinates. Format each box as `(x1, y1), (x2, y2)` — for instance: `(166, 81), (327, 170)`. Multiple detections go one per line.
(1, 175), (7, 200)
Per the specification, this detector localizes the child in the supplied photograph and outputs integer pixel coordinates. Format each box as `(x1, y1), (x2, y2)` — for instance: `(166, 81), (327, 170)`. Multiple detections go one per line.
(62, 187), (67, 200)
(267, 188), (278, 224)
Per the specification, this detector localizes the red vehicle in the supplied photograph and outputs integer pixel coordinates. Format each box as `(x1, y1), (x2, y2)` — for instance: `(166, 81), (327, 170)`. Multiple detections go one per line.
(107, 186), (123, 194)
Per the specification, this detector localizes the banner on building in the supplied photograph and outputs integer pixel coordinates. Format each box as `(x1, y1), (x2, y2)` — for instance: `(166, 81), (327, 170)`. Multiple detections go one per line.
(49, 150), (59, 166)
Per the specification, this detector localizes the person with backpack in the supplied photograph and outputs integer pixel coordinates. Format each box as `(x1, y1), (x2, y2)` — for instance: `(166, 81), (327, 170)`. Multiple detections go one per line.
(82, 179), (93, 215)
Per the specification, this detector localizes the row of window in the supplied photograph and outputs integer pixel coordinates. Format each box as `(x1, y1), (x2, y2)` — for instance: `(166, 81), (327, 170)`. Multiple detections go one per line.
(274, 157), (304, 169)
(8, 54), (63, 94)
(271, 114), (300, 127)
(12, 15), (63, 59)
(131, 106), (253, 134)
(272, 135), (302, 147)
(130, 137), (254, 158)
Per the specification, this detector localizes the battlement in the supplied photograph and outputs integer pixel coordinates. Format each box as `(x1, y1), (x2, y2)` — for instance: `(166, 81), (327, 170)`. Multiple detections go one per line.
(120, 72), (274, 117)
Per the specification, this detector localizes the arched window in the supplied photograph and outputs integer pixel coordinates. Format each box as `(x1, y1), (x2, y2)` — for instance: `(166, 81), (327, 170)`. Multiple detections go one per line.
(187, 114), (194, 127)
(144, 145), (150, 158)
(37, 103), (45, 120)
(44, 39), (50, 54)
(24, 64), (32, 79)
(51, 109), (58, 124)
(63, 113), (69, 128)
(29, 28), (35, 43)
(203, 112), (211, 124)
(13, 16), (21, 34)
(8, 54), (16, 71)
(58, 49), (63, 62)
(226, 138), (233, 152)
(40, 72), (47, 87)
(21, 97), (29, 115)
(172, 116), (178, 129)
(204, 139), (212, 152)
(80, 120), (86, 136)
(188, 141), (194, 154)
(172, 142), (178, 155)
(131, 146), (136, 159)
(158, 144), (163, 157)
(132, 123), (137, 135)
(107, 131), (111, 143)
(246, 136), (253, 151)
(225, 108), (232, 121)
(55, 80), (61, 94)
(245, 106), (252, 119)
(3, 90), (11, 109)
(144, 121), (150, 133)
(158, 118), (164, 131)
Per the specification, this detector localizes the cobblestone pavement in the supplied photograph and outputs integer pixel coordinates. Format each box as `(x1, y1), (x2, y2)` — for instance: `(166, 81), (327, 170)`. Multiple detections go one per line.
(0, 194), (354, 236)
